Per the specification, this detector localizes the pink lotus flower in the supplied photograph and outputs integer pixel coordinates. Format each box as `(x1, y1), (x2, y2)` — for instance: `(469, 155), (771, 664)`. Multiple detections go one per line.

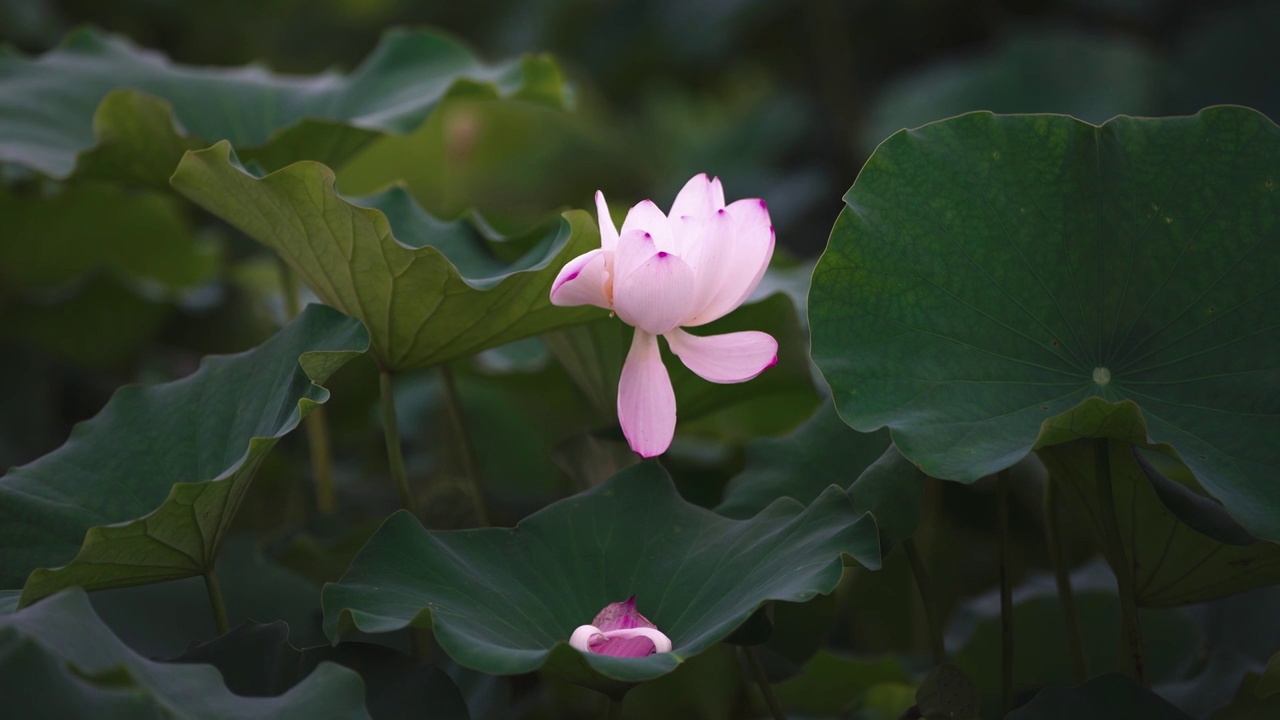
(568, 596), (673, 658)
(549, 174), (778, 457)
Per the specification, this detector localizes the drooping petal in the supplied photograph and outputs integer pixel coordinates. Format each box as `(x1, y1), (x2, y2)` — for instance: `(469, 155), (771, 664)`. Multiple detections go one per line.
(595, 190), (619, 252)
(683, 198), (774, 326)
(592, 596), (657, 632)
(617, 329), (676, 458)
(549, 248), (611, 309)
(666, 328), (778, 383)
(620, 199), (678, 253)
(569, 625), (605, 652)
(614, 249), (696, 335)
(669, 173), (726, 220)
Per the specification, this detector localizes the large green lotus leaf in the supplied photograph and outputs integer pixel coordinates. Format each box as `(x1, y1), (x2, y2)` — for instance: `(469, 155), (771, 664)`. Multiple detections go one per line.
(541, 292), (820, 439)
(810, 107), (1280, 540)
(771, 651), (912, 716)
(716, 400), (926, 552)
(0, 304), (369, 604)
(0, 26), (565, 185)
(0, 183), (216, 295)
(171, 142), (602, 370)
(1035, 400), (1280, 606)
(0, 183), (218, 370)
(862, 29), (1162, 153)
(0, 273), (171, 371)
(171, 621), (468, 720)
(0, 589), (369, 719)
(1007, 674), (1192, 720)
(322, 462), (880, 698)
(948, 562), (1199, 717)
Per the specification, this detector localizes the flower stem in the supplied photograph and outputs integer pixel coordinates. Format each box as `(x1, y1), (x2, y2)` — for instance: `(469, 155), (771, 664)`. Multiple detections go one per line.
(1045, 472), (1089, 683)
(742, 646), (788, 720)
(1094, 438), (1146, 686)
(380, 369), (417, 515)
(903, 537), (947, 666)
(277, 257), (337, 514)
(604, 696), (623, 720)
(203, 569), (230, 636)
(997, 468), (1014, 715)
(438, 363), (489, 526)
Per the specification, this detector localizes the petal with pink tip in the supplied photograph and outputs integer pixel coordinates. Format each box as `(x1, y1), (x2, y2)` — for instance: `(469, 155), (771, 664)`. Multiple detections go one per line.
(614, 229), (657, 281)
(676, 208), (734, 319)
(549, 248), (611, 309)
(614, 250), (696, 335)
(621, 200), (678, 253)
(617, 329), (676, 458)
(684, 198), (774, 326)
(595, 190), (619, 252)
(666, 328), (778, 383)
(669, 173), (726, 220)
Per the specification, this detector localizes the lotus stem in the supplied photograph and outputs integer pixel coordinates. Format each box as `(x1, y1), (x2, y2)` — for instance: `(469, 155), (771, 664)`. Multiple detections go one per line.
(742, 645), (788, 720)
(438, 362), (490, 526)
(903, 537), (947, 666)
(277, 256), (337, 514)
(1094, 438), (1147, 685)
(1045, 473), (1089, 683)
(605, 696), (623, 720)
(380, 369), (417, 515)
(203, 569), (230, 636)
(997, 468), (1014, 715)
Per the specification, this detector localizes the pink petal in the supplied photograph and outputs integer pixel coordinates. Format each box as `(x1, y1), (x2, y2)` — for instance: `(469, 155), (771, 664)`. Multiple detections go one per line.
(674, 208), (733, 321)
(614, 229), (657, 281)
(684, 199), (774, 326)
(549, 248), (611, 309)
(669, 173), (726, 220)
(595, 190), (619, 252)
(614, 249), (696, 335)
(666, 328), (778, 383)
(617, 329), (676, 458)
(593, 596), (657, 632)
(589, 634), (657, 658)
(621, 199), (678, 254)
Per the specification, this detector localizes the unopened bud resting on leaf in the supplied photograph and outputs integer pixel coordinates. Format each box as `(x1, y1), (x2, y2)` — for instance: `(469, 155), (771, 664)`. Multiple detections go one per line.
(550, 173), (778, 458)
(568, 596), (672, 658)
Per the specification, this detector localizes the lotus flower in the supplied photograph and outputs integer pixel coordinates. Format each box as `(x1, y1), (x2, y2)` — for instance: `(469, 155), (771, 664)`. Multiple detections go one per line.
(549, 174), (778, 457)
(569, 596), (673, 658)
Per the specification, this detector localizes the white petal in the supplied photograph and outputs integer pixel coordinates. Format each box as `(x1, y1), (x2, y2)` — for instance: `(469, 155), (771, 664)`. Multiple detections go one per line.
(684, 198), (774, 326)
(570, 625), (604, 652)
(666, 328), (778, 383)
(669, 173), (725, 220)
(550, 249), (611, 309)
(614, 250), (696, 335)
(617, 329), (676, 458)
(621, 199), (678, 254)
(675, 209), (733, 323)
(595, 191), (619, 252)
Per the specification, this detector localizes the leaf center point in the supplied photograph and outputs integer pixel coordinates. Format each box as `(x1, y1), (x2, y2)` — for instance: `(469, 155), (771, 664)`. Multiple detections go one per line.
(1092, 367), (1112, 386)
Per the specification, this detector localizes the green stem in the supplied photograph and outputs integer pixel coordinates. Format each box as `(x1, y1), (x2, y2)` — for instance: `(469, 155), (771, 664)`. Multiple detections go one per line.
(1045, 473), (1089, 683)
(203, 570), (230, 636)
(277, 257), (337, 514)
(380, 369), (417, 515)
(604, 696), (623, 720)
(438, 363), (489, 526)
(1094, 438), (1146, 686)
(305, 406), (336, 514)
(903, 537), (947, 666)
(742, 646), (788, 720)
(997, 469), (1014, 715)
